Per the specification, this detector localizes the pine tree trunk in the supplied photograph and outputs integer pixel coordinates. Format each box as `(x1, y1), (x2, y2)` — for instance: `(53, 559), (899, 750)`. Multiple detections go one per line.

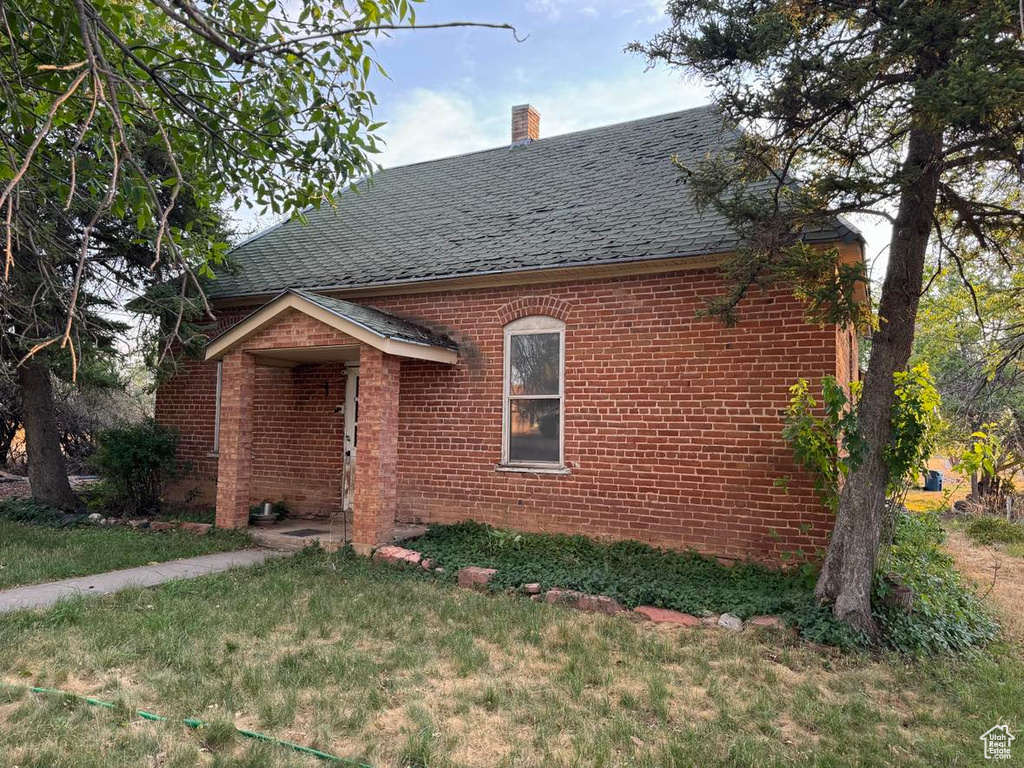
(814, 126), (944, 638)
(18, 358), (76, 509)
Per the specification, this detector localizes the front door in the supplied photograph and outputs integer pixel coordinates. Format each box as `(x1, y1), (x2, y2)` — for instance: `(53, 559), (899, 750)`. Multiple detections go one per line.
(342, 365), (359, 512)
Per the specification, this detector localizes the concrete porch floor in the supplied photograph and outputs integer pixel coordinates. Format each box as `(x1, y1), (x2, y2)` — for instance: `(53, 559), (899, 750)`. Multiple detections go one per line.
(249, 516), (427, 553)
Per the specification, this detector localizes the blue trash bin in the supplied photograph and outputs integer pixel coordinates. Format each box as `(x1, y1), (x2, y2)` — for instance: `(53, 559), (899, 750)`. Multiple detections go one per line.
(924, 470), (943, 492)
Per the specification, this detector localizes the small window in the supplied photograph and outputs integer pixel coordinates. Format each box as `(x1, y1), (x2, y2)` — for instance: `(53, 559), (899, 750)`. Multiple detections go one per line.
(502, 316), (565, 466)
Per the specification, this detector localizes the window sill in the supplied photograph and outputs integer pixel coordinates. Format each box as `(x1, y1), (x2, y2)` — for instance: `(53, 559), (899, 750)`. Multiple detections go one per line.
(208, 451), (220, 458)
(495, 464), (571, 476)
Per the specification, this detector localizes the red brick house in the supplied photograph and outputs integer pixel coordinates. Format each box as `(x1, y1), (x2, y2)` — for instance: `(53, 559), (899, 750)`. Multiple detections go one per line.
(156, 104), (864, 559)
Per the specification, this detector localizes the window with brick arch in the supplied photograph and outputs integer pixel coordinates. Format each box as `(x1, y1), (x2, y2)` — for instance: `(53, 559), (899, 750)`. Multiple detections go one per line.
(502, 316), (565, 467)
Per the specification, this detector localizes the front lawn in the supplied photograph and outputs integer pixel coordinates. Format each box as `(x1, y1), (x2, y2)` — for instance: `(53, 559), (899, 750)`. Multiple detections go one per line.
(0, 520), (251, 590)
(0, 549), (1021, 767)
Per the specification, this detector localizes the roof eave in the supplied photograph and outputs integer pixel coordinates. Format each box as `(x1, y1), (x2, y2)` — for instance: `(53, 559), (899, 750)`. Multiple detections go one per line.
(203, 233), (859, 304)
(203, 248), (737, 303)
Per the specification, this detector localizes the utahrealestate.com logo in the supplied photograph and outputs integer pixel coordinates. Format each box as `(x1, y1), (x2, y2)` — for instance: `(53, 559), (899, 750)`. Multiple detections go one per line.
(981, 725), (1015, 760)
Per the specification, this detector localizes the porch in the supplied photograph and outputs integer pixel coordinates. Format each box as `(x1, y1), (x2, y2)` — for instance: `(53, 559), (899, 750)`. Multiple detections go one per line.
(204, 289), (458, 554)
(247, 516), (428, 552)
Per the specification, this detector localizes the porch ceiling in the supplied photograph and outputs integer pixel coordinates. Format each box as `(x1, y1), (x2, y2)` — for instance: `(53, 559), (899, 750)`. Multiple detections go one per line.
(204, 289), (458, 364)
(253, 344), (360, 368)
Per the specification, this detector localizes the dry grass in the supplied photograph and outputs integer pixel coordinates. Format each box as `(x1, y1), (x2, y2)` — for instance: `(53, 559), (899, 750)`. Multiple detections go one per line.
(0, 549), (1021, 766)
(945, 530), (1024, 644)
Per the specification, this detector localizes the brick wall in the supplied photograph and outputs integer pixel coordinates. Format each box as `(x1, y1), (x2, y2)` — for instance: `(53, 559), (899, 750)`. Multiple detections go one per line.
(156, 265), (854, 559)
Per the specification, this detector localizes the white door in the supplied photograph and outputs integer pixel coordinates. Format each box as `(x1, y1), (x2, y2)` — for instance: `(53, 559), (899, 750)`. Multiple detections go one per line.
(342, 365), (359, 512)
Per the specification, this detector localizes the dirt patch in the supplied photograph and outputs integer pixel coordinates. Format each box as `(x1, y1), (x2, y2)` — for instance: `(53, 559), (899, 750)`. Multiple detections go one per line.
(0, 478), (30, 501)
(0, 475), (98, 502)
(945, 530), (1024, 642)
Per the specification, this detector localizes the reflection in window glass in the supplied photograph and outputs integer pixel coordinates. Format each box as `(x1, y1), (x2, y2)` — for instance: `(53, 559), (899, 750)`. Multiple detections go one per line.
(509, 399), (560, 463)
(510, 333), (560, 395)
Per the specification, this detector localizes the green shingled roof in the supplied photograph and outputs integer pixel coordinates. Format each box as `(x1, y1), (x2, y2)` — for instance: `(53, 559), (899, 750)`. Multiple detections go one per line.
(209, 105), (861, 299)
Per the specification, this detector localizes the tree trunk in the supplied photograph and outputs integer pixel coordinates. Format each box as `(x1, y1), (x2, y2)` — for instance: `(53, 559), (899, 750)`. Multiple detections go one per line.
(17, 358), (76, 509)
(814, 126), (944, 638)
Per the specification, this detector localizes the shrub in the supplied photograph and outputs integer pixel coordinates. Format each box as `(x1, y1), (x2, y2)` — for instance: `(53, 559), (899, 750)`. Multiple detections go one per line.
(964, 516), (1024, 546)
(782, 377), (863, 511)
(874, 512), (997, 654)
(91, 419), (181, 516)
(782, 364), (941, 510)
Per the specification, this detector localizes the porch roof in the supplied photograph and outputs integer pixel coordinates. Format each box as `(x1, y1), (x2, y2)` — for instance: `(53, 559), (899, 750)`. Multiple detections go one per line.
(204, 289), (459, 364)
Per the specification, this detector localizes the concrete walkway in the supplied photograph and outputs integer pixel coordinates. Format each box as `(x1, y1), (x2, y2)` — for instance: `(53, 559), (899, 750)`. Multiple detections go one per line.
(0, 549), (284, 615)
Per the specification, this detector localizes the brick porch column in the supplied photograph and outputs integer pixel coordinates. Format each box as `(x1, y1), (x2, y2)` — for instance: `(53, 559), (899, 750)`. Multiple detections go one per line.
(215, 350), (255, 529)
(351, 346), (401, 555)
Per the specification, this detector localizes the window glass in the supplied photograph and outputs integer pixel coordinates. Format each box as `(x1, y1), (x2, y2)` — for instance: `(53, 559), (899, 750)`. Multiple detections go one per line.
(509, 332), (560, 395)
(508, 399), (560, 463)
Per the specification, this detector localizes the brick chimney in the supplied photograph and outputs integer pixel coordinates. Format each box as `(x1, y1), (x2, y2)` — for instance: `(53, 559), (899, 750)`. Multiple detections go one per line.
(511, 104), (540, 143)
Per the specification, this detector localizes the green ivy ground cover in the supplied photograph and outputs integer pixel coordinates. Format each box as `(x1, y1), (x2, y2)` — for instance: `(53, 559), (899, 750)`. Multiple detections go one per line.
(412, 517), (996, 654)
(412, 522), (853, 646)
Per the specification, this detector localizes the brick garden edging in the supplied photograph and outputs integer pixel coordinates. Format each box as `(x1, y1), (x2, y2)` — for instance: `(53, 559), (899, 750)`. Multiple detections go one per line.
(457, 566), (497, 589)
(634, 606), (701, 626)
(83, 515), (213, 535)
(372, 545), (422, 566)
(369, 544), (793, 635)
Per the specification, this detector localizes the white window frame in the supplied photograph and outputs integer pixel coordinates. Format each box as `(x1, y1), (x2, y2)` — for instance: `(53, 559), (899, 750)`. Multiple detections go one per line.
(501, 315), (565, 469)
(211, 360), (223, 455)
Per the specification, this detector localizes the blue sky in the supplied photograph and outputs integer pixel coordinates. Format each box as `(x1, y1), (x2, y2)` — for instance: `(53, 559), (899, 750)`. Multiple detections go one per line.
(367, 0), (704, 167)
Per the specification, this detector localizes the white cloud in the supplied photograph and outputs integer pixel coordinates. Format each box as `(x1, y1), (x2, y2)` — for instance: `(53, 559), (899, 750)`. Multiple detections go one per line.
(526, 0), (565, 20)
(376, 69), (708, 169)
(527, 70), (705, 137)
(525, 0), (629, 20)
(848, 213), (894, 283)
(636, 0), (668, 24)
(528, 0), (664, 23)
(376, 89), (501, 168)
